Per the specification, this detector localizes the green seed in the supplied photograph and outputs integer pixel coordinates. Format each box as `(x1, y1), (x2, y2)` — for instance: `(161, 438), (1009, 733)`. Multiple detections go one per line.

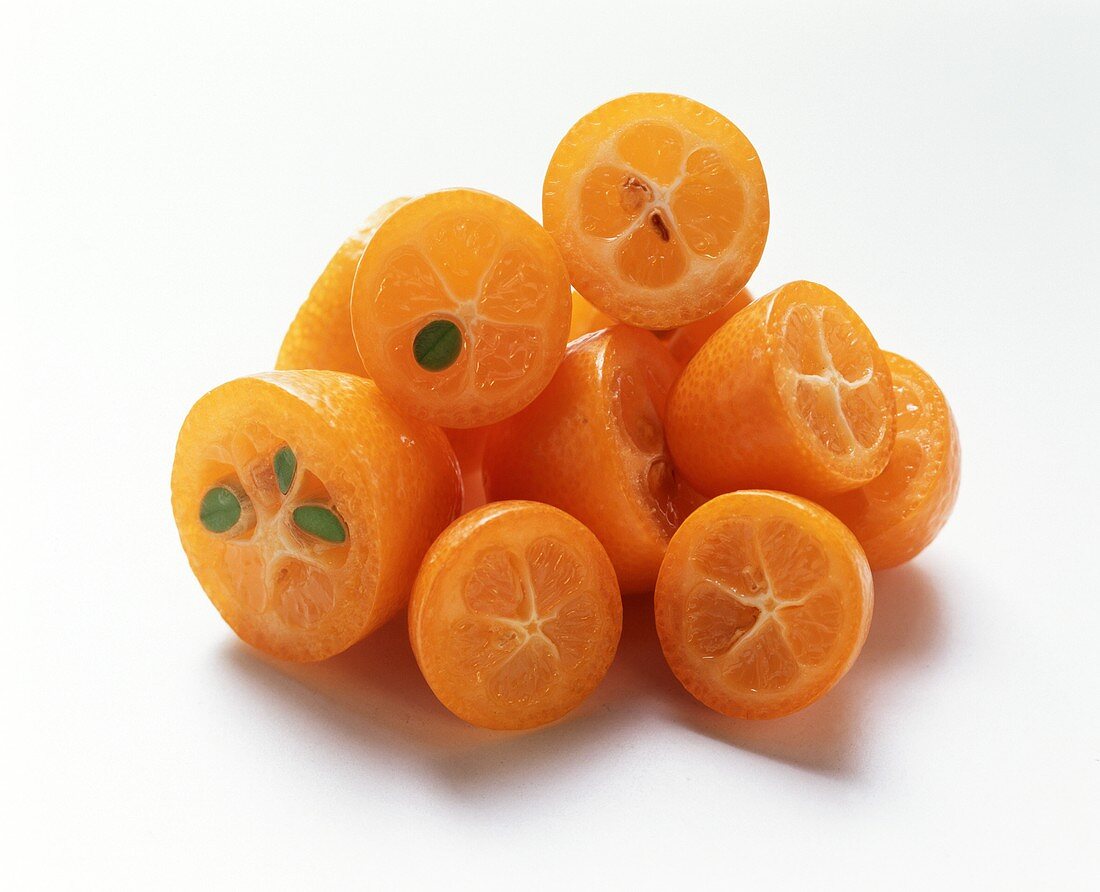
(274, 446), (296, 494)
(200, 485), (242, 533)
(293, 505), (347, 543)
(413, 319), (462, 372)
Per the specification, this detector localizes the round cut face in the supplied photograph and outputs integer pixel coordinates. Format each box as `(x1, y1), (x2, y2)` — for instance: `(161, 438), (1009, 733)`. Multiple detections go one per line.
(544, 93), (769, 329)
(353, 190), (572, 429)
(655, 491), (873, 719)
(409, 501), (622, 730)
(171, 372), (461, 662)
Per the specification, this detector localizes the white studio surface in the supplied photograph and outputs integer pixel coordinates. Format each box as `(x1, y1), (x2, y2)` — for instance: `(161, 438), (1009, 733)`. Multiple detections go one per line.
(2, 2), (1098, 888)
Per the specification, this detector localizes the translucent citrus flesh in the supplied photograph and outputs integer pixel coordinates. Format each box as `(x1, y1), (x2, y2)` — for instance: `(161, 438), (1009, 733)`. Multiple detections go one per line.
(410, 502), (622, 730)
(544, 94), (768, 328)
(276, 198), (408, 375)
(354, 191), (571, 429)
(820, 353), (961, 569)
(655, 491), (872, 719)
(172, 372), (462, 662)
(209, 423), (349, 631)
(482, 327), (699, 597)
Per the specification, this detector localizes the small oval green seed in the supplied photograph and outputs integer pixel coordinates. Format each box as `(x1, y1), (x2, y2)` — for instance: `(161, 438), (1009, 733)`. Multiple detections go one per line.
(293, 505), (347, 543)
(200, 486), (242, 534)
(274, 446), (296, 494)
(413, 319), (463, 372)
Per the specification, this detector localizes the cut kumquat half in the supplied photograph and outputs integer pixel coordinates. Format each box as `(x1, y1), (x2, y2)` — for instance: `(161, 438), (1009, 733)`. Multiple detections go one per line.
(820, 352), (960, 569)
(483, 325), (700, 596)
(171, 371), (461, 661)
(667, 280), (896, 499)
(276, 198), (408, 375)
(351, 189), (572, 428)
(543, 93), (769, 329)
(409, 501), (622, 730)
(655, 490), (873, 719)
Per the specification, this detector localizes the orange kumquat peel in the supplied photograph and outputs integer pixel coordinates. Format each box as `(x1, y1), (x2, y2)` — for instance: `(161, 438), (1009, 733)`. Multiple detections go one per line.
(276, 198), (408, 375)
(483, 325), (699, 597)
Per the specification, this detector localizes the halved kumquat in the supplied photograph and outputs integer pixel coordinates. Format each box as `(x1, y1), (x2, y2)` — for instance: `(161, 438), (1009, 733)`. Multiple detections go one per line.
(352, 189), (571, 428)
(410, 501), (622, 730)
(820, 352), (960, 569)
(483, 325), (699, 596)
(667, 281), (895, 499)
(171, 371), (461, 661)
(543, 93), (768, 329)
(655, 490), (873, 719)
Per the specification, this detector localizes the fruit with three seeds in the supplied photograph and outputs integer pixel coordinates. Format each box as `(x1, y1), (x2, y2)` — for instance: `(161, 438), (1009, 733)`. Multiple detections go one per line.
(543, 92), (768, 329)
(655, 490), (873, 719)
(409, 501), (622, 730)
(819, 352), (960, 569)
(352, 189), (572, 429)
(483, 325), (699, 597)
(276, 198), (408, 375)
(171, 371), (462, 661)
(666, 281), (895, 499)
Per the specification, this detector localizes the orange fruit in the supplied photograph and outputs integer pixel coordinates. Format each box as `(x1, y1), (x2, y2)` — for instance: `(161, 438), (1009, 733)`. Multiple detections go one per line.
(568, 289), (616, 340)
(276, 198), (408, 375)
(543, 92), (769, 329)
(483, 325), (700, 596)
(666, 280), (896, 499)
(444, 425), (488, 515)
(351, 189), (571, 429)
(171, 371), (462, 662)
(409, 501), (622, 730)
(820, 352), (960, 569)
(663, 287), (753, 365)
(655, 490), (873, 719)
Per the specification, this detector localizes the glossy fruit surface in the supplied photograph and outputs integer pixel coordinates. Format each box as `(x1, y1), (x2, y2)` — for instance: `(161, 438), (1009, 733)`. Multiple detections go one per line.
(444, 425), (488, 515)
(483, 325), (699, 596)
(667, 280), (895, 499)
(543, 93), (768, 329)
(820, 352), (960, 569)
(352, 189), (571, 428)
(409, 501), (622, 730)
(276, 198), (408, 375)
(568, 289), (617, 340)
(655, 490), (873, 719)
(663, 287), (752, 364)
(171, 371), (461, 661)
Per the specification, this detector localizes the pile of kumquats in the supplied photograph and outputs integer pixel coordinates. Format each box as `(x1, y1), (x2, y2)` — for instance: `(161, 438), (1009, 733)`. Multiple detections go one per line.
(172, 93), (959, 730)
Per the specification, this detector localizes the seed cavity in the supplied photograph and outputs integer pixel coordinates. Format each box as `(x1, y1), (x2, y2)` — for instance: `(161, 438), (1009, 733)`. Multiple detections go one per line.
(200, 484), (246, 534)
(621, 175), (651, 214)
(292, 505), (347, 543)
(650, 211), (671, 242)
(274, 446), (296, 495)
(413, 319), (463, 372)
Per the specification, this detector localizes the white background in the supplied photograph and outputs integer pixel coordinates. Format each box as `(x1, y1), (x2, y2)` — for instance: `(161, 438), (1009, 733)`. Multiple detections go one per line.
(3, 1), (1098, 888)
